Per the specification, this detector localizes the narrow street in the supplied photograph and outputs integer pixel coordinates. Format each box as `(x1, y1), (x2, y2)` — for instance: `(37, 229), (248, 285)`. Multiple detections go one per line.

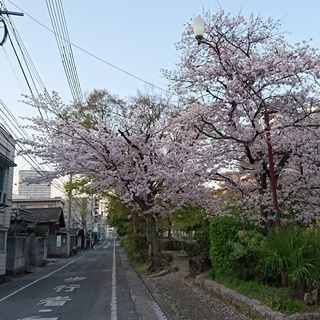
(0, 238), (142, 320)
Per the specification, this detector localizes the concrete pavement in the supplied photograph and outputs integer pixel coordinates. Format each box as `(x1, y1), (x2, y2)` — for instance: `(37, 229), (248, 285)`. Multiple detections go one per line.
(0, 237), (167, 320)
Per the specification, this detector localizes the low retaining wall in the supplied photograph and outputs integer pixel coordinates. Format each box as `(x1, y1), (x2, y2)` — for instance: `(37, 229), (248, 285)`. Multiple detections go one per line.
(195, 275), (320, 320)
(47, 235), (69, 257)
(30, 237), (47, 266)
(6, 237), (26, 276)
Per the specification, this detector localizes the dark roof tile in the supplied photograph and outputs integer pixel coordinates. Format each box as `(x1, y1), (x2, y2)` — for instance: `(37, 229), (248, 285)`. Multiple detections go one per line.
(28, 207), (66, 227)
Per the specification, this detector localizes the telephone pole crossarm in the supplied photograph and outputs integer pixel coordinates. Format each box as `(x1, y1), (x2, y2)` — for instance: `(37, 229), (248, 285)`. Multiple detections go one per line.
(0, 9), (24, 16)
(0, 6), (23, 46)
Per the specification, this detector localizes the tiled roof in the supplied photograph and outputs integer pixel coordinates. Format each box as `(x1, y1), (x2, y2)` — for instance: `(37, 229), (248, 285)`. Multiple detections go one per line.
(11, 208), (36, 223)
(28, 207), (66, 227)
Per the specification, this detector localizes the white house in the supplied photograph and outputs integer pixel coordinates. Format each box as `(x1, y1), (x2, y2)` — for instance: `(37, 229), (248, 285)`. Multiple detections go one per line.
(0, 125), (16, 278)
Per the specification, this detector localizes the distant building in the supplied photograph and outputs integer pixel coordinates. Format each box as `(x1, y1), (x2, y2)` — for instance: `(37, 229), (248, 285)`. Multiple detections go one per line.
(12, 197), (64, 210)
(18, 169), (51, 198)
(0, 125), (16, 278)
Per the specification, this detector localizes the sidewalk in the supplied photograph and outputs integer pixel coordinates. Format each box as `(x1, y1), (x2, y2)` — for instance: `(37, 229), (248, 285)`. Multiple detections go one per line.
(118, 247), (169, 320)
(141, 251), (250, 320)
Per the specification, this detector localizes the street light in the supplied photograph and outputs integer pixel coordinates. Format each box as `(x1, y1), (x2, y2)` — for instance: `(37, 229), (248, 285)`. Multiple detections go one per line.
(192, 16), (280, 224)
(192, 16), (205, 44)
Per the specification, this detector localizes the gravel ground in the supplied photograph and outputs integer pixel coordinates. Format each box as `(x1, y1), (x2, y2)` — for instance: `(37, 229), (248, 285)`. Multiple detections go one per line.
(144, 252), (250, 320)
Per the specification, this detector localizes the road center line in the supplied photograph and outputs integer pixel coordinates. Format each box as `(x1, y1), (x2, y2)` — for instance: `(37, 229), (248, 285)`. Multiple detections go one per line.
(110, 237), (117, 320)
(0, 255), (82, 302)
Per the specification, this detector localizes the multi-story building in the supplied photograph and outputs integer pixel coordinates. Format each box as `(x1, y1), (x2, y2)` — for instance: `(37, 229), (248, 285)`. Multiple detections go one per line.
(12, 197), (64, 210)
(18, 169), (52, 198)
(0, 125), (16, 278)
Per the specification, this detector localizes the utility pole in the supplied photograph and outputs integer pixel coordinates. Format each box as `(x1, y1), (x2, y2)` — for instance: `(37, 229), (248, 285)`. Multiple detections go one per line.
(0, 5), (23, 46)
(0, 9), (23, 16)
(67, 174), (73, 232)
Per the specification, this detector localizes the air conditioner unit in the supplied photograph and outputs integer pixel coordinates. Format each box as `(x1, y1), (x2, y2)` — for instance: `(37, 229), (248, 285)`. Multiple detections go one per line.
(0, 191), (7, 205)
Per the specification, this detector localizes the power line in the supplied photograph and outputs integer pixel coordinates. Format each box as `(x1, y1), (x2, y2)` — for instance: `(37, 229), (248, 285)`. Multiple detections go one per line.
(0, 101), (93, 213)
(0, 101), (65, 194)
(6, 0), (174, 96)
(46, 0), (83, 103)
(1, 46), (26, 91)
(1, 11), (46, 118)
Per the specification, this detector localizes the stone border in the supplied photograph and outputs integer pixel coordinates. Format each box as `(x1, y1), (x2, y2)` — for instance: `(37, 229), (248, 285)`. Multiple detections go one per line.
(195, 275), (320, 320)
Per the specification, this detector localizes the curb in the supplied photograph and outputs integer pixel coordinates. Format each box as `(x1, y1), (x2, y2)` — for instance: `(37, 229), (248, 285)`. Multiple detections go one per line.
(118, 247), (169, 320)
(195, 275), (320, 320)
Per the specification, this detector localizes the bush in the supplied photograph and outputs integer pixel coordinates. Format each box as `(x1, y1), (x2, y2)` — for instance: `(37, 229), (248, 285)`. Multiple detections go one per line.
(120, 233), (148, 264)
(209, 216), (246, 273)
(209, 216), (260, 278)
(160, 239), (184, 251)
(33, 226), (48, 237)
(192, 218), (210, 256)
(258, 224), (320, 295)
(229, 229), (263, 280)
(211, 271), (306, 314)
(171, 205), (206, 232)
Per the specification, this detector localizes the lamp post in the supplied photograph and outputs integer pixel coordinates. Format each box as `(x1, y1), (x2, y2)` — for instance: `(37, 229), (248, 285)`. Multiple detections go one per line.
(192, 16), (280, 224)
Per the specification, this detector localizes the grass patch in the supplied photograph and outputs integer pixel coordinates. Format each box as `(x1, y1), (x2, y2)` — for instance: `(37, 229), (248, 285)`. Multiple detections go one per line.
(132, 261), (151, 275)
(207, 270), (307, 314)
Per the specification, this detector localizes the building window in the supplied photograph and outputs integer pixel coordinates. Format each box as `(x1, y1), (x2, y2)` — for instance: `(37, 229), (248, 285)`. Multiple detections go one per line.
(0, 231), (6, 251)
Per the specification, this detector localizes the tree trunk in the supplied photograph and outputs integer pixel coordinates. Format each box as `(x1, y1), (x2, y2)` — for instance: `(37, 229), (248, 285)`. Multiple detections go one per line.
(145, 214), (161, 270)
(259, 170), (271, 235)
(167, 218), (173, 239)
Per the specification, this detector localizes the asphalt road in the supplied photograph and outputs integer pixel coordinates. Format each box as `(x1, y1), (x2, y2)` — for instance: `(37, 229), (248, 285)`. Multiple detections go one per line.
(0, 237), (140, 320)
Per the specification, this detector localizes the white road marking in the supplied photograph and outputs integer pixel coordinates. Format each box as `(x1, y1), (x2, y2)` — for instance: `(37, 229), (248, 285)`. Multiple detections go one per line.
(18, 317), (58, 320)
(54, 284), (80, 292)
(37, 296), (71, 307)
(65, 276), (86, 282)
(38, 310), (53, 313)
(110, 237), (117, 320)
(0, 256), (82, 302)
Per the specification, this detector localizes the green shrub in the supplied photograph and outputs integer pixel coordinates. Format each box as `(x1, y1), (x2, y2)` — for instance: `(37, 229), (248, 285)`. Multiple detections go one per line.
(120, 233), (148, 264)
(33, 225), (48, 237)
(107, 197), (131, 237)
(171, 205), (206, 232)
(258, 224), (320, 295)
(209, 216), (255, 275)
(229, 229), (263, 280)
(160, 239), (184, 251)
(192, 218), (210, 256)
(210, 272), (306, 314)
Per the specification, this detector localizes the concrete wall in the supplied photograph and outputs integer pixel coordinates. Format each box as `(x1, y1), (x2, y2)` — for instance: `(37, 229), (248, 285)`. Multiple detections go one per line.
(0, 209), (11, 230)
(47, 234), (69, 257)
(0, 252), (6, 275)
(0, 208), (11, 277)
(30, 237), (47, 266)
(6, 237), (26, 275)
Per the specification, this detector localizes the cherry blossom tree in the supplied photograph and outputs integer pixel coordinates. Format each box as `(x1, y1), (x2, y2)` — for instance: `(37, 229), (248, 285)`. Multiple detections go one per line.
(21, 90), (211, 269)
(165, 10), (320, 227)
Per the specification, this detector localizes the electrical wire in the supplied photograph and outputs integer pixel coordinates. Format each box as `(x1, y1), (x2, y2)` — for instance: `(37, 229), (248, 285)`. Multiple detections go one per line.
(0, 100), (95, 213)
(1, 1), (155, 214)
(1, 46), (26, 92)
(6, 0), (174, 96)
(46, 0), (83, 103)
(0, 7), (95, 215)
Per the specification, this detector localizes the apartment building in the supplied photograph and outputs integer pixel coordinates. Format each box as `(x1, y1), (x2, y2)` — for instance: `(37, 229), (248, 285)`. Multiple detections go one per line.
(18, 169), (51, 198)
(0, 125), (16, 277)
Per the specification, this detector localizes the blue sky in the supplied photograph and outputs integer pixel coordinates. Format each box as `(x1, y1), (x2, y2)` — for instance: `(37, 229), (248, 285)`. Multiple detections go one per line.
(1, 0), (320, 184)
